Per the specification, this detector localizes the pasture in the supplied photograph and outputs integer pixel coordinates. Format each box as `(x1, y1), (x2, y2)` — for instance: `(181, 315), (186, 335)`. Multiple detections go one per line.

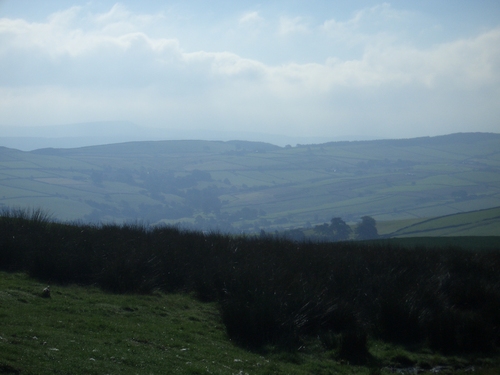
(0, 210), (499, 374)
(0, 133), (499, 233)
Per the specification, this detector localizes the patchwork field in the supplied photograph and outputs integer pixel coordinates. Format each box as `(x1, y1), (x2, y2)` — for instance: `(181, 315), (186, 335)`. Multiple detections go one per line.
(1, 132), (500, 234)
(380, 206), (500, 238)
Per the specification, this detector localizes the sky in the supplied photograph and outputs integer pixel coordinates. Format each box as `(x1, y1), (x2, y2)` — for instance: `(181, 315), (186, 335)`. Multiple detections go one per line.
(1, 0), (500, 144)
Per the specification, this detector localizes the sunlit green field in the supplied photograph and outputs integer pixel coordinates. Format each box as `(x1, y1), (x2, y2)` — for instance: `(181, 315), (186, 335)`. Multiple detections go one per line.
(382, 206), (500, 237)
(1, 133), (500, 231)
(1, 272), (498, 375)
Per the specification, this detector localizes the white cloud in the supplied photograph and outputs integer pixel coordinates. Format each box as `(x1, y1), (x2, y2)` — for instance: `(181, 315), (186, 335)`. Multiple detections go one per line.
(90, 3), (166, 35)
(45, 5), (81, 22)
(0, 5), (173, 58)
(239, 11), (263, 26)
(278, 16), (309, 36)
(92, 3), (131, 25)
(321, 3), (420, 48)
(183, 51), (266, 78)
(0, 3), (499, 139)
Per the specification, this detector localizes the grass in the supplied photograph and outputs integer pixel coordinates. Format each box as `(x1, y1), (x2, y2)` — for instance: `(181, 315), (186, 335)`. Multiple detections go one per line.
(0, 272), (366, 375)
(376, 217), (426, 236)
(1, 272), (498, 375)
(1, 134), (500, 232)
(1, 272), (256, 375)
(385, 206), (500, 237)
(372, 236), (500, 251)
(1, 208), (500, 375)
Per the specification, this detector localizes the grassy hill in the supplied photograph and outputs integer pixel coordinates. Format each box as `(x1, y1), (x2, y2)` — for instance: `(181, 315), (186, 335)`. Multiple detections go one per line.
(1, 132), (500, 233)
(1, 210), (500, 374)
(377, 206), (500, 238)
(390, 207), (500, 237)
(3, 272), (498, 375)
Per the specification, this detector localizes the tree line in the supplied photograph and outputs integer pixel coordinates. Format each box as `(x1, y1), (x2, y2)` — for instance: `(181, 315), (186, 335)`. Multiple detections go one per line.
(282, 216), (379, 242)
(315, 216), (378, 241)
(1, 208), (499, 358)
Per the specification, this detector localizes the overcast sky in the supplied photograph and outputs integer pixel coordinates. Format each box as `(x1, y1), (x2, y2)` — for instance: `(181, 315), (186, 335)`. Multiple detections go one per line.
(1, 0), (500, 143)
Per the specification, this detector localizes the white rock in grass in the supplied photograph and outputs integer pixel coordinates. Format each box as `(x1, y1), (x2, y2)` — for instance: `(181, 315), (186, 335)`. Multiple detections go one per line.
(41, 286), (51, 298)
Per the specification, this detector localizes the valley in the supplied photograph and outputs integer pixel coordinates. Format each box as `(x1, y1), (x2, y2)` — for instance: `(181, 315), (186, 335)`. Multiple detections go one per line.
(1, 133), (499, 235)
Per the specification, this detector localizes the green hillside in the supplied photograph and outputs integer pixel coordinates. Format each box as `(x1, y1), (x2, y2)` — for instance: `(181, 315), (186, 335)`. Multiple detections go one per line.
(3, 271), (498, 375)
(1, 211), (499, 374)
(1, 272), (354, 375)
(381, 206), (500, 238)
(1, 133), (500, 233)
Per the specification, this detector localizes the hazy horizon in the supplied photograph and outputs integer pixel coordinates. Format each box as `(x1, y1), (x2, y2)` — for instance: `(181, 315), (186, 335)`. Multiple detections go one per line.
(0, 120), (397, 150)
(1, 1), (500, 147)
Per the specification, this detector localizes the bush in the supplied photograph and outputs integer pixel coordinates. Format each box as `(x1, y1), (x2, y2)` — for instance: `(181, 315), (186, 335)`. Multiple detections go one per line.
(427, 308), (495, 354)
(0, 209), (499, 353)
(220, 292), (284, 348)
(338, 328), (370, 364)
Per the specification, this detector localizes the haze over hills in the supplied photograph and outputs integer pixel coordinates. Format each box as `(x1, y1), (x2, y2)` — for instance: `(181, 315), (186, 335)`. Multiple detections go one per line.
(0, 132), (499, 236)
(2, 3), (500, 371)
(1, 2), (499, 238)
(2, 2), (500, 145)
(0, 122), (372, 151)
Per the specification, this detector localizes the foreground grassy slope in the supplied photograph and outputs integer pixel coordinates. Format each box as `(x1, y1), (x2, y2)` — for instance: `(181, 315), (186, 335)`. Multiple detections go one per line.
(2, 210), (499, 353)
(2, 272), (499, 375)
(1, 273), (233, 375)
(1, 272), (348, 375)
(1, 133), (500, 233)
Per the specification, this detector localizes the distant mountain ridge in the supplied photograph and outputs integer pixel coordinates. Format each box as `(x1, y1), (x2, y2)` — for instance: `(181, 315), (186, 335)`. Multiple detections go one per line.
(0, 132), (499, 235)
(0, 121), (372, 150)
(31, 139), (281, 156)
(0, 121), (140, 137)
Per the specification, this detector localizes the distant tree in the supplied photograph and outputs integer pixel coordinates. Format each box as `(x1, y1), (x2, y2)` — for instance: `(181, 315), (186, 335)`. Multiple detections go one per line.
(355, 216), (378, 240)
(284, 229), (305, 242)
(314, 223), (331, 236)
(313, 217), (352, 241)
(330, 217), (352, 241)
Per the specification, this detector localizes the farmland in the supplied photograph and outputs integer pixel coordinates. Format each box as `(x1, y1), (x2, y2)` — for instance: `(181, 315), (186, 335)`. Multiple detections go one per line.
(1, 210), (499, 374)
(1, 132), (500, 234)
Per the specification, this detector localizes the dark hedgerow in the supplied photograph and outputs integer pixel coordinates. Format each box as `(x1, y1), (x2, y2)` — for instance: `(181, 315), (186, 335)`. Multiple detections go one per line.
(219, 287), (285, 348)
(426, 307), (495, 354)
(0, 207), (52, 272)
(0, 208), (499, 354)
(338, 328), (371, 364)
(27, 223), (98, 285)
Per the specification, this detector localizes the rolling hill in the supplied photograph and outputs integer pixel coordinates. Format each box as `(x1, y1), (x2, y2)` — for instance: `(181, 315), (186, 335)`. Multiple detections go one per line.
(1, 132), (499, 234)
(381, 206), (500, 238)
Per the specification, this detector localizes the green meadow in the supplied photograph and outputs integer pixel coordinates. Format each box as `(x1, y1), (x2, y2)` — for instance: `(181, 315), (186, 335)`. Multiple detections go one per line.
(380, 206), (500, 238)
(0, 133), (499, 234)
(1, 209), (499, 374)
(2, 272), (498, 375)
